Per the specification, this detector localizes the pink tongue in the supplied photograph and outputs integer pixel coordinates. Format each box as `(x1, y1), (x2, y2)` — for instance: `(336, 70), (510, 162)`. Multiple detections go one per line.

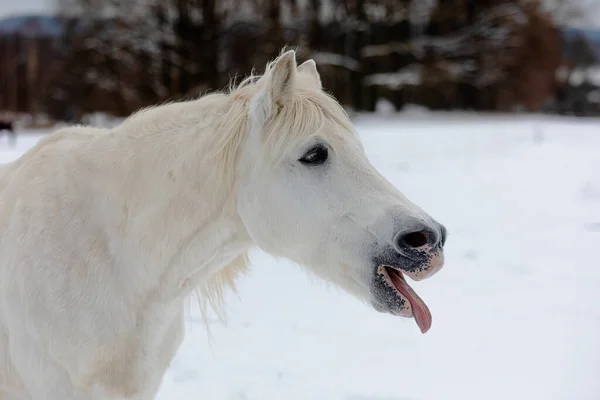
(389, 270), (432, 334)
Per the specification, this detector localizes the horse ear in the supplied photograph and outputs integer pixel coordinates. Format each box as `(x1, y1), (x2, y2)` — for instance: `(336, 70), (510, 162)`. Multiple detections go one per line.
(267, 49), (297, 105)
(249, 50), (297, 128)
(297, 59), (322, 89)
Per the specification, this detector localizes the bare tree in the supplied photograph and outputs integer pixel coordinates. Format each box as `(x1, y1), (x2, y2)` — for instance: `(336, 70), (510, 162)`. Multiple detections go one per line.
(46, 0), (566, 117)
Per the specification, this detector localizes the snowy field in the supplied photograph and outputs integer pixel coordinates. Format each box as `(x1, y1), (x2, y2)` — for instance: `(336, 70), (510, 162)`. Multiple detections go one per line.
(1, 113), (599, 400)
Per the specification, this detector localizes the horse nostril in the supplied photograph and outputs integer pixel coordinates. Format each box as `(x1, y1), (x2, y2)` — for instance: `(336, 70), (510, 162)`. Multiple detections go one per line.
(397, 229), (432, 250)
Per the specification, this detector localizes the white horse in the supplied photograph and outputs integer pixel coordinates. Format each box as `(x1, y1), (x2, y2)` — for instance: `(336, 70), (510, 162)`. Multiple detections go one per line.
(0, 50), (446, 399)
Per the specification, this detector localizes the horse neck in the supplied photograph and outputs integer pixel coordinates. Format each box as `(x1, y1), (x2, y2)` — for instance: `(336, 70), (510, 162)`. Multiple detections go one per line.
(95, 96), (252, 303)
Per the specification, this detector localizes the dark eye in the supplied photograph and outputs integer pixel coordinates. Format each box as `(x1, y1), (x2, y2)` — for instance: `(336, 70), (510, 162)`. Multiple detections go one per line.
(299, 145), (328, 166)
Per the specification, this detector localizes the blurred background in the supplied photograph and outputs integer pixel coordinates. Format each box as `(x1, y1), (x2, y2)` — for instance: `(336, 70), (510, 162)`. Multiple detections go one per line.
(1, 0), (600, 125)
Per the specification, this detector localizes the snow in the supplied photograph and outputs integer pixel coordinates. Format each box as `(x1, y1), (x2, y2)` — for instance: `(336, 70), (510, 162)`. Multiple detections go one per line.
(312, 52), (361, 72)
(364, 64), (422, 89)
(1, 113), (599, 400)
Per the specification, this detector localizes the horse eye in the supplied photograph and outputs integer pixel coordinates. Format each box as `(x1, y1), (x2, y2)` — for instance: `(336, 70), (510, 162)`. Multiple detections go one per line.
(299, 145), (328, 166)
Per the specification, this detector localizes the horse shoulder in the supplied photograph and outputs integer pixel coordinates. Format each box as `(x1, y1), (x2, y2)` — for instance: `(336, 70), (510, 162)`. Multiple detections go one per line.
(0, 125), (188, 398)
(0, 124), (118, 365)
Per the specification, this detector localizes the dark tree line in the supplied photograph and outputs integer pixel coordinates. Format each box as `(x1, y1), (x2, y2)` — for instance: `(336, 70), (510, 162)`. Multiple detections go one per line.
(45, 0), (562, 121)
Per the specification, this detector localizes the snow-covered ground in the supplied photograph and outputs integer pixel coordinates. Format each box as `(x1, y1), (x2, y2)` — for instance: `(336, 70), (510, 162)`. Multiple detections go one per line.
(1, 114), (598, 400)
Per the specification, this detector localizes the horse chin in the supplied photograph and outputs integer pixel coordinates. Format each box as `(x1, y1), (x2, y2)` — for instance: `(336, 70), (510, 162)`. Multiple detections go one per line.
(371, 265), (433, 334)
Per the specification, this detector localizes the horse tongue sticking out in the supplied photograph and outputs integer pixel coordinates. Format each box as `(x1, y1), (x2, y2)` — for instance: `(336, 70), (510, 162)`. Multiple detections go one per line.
(386, 267), (432, 333)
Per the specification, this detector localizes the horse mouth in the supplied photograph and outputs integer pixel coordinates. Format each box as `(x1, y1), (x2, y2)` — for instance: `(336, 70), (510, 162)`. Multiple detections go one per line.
(376, 265), (432, 334)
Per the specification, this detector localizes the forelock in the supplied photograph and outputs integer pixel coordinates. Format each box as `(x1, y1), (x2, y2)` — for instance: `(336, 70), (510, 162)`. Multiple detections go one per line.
(261, 88), (357, 165)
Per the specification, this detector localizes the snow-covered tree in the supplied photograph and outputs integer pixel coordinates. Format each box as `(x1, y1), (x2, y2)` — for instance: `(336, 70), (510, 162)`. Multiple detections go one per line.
(48, 0), (565, 116)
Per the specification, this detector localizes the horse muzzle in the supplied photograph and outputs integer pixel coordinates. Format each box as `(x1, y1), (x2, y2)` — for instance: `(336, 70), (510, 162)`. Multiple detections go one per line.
(370, 220), (447, 334)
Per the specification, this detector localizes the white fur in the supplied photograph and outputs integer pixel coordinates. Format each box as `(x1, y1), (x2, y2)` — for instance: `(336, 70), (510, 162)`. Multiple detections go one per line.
(0, 50), (442, 399)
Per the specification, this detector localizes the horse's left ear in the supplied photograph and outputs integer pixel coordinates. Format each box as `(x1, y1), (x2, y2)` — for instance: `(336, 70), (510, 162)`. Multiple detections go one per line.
(249, 50), (297, 128)
(297, 59), (322, 89)
(267, 49), (297, 105)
